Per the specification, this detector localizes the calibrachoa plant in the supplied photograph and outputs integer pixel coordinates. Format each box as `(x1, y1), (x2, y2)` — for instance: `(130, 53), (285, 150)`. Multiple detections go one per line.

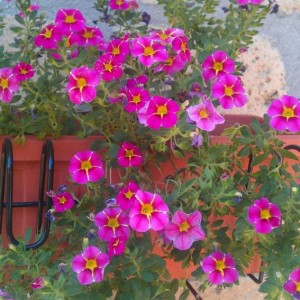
(1, 0), (300, 300)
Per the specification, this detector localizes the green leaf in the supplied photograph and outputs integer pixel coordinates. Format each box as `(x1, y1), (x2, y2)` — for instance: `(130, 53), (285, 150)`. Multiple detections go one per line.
(179, 289), (190, 300)
(250, 152), (270, 167)
(276, 148), (299, 161)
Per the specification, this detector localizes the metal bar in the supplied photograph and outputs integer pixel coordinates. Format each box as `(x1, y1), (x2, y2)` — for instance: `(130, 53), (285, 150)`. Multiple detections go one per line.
(185, 280), (203, 300)
(1, 201), (47, 208)
(0, 139), (8, 235)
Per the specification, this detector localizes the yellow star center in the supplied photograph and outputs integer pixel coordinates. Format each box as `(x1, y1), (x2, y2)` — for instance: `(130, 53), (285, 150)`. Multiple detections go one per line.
(77, 77), (87, 90)
(124, 190), (134, 199)
(179, 221), (190, 232)
(144, 46), (155, 56)
(107, 217), (119, 229)
(141, 203), (154, 217)
(282, 107), (295, 118)
(59, 196), (67, 204)
(81, 160), (92, 171)
(156, 105), (168, 117)
(296, 282), (300, 292)
(213, 61), (223, 72)
(20, 69), (28, 75)
(83, 31), (94, 39)
(199, 109), (209, 119)
(215, 259), (226, 273)
(0, 78), (8, 89)
(65, 15), (76, 24)
(44, 28), (52, 39)
(125, 149), (134, 158)
(132, 95), (141, 104)
(260, 209), (271, 220)
(112, 47), (120, 55)
(85, 259), (97, 271)
(225, 86), (234, 96)
(104, 63), (113, 72)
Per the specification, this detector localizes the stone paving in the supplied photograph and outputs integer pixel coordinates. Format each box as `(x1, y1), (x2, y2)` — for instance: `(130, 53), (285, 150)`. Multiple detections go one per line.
(1, 0), (300, 299)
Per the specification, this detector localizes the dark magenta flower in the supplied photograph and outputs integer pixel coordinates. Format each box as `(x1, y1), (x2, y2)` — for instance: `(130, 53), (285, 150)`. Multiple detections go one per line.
(31, 277), (45, 289)
(267, 95), (300, 132)
(72, 246), (110, 285)
(78, 26), (104, 47)
(146, 95), (180, 130)
(107, 236), (128, 257)
(248, 197), (281, 234)
(52, 192), (75, 213)
(55, 9), (86, 34)
(150, 28), (185, 45)
(284, 268), (300, 299)
(129, 190), (169, 232)
(123, 87), (150, 113)
(236, 0), (264, 5)
(117, 142), (143, 168)
(66, 66), (100, 104)
(189, 82), (203, 98)
(212, 74), (247, 109)
(12, 62), (34, 81)
(94, 53), (123, 82)
(201, 50), (235, 81)
(131, 36), (168, 67)
(154, 54), (186, 75)
(186, 98), (225, 131)
(164, 210), (206, 250)
(106, 37), (130, 63)
(201, 251), (239, 285)
(0, 68), (20, 103)
(116, 181), (140, 210)
(68, 150), (104, 184)
(94, 207), (130, 242)
(109, 0), (130, 10)
(34, 24), (62, 50)
(172, 35), (191, 62)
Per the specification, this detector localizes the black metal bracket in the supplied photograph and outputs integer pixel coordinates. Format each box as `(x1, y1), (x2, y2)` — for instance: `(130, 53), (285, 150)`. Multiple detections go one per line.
(0, 138), (54, 250)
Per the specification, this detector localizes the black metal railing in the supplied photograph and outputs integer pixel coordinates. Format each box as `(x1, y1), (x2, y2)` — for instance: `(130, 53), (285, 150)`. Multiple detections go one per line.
(0, 138), (54, 250)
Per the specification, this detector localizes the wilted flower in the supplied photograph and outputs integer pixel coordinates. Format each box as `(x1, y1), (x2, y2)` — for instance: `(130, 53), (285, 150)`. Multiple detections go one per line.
(31, 277), (45, 289)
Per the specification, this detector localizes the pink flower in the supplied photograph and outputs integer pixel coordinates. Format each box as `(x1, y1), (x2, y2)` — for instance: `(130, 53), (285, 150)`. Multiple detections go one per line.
(164, 210), (206, 250)
(107, 236), (128, 257)
(202, 50), (235, 81)
(66, 66), (100, 104)
(186, 99), (225, 131)
(117, 142), (143, 168)
(201, 251), (239, 285)
(72, 246), (110, 285)
(236, 0), (264, 5)
(0, 68), (20, 103)
(283, 268), (300, 299)
(34, 24), (62, 50)
(146, 95), (180, 130)
(131, 37), (168, 67)
(94, 54), (123, 82)
(68, 150), (104, 184)
(248, 197), (281, 234)
(123, 87), (150, 113)
(172, 35), (191, 62)
(212, 74), (247, 109)
(129, 190), (169, 232)
(126, 75), (148, 88)
(150, 28), (185, 44)
(78, 26), (104, 47)
(116, 181), (140, 210)
(267, 95), (300, 132)
(31, 277), (45, 289)
(94, 207), (130, 242)
(12, 62), (34, 81)
(18, 4), (40, 18)
(109, 0), (130, 10)
(154, 54), (186, 75)
(52, 192), (75, 213)
(54, 9), (86, 34)
(106, 37), (130, 63)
